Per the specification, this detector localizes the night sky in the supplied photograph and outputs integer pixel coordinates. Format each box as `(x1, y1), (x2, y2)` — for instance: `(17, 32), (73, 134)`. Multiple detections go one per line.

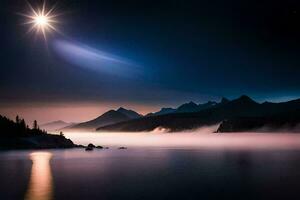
(1, 0), (300, 123)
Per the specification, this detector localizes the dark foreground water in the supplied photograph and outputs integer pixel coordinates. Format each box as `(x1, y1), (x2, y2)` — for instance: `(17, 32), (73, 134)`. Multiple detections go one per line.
(1, 147), (300, 200)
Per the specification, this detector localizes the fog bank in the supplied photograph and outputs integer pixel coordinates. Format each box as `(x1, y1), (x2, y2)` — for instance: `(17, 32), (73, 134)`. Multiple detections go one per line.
(62, 126), (300, 150)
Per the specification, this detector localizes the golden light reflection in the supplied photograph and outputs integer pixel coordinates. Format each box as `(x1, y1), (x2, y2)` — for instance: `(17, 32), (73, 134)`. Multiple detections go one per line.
(25, 152), (53, 200)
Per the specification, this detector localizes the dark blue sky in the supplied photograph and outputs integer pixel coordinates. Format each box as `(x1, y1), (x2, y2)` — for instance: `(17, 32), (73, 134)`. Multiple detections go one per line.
(1, 0), (300, 110)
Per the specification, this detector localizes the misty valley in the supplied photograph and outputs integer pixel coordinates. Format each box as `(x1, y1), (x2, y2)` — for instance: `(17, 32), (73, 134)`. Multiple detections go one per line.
(2, 0), (300, 199)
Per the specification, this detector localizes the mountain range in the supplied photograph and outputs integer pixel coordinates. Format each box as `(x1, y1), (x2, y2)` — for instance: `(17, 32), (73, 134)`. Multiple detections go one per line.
(146, 100), (220, 116)
(96, 95), (300, 132)
(62, 100), (221, 131)
(57, 95), (300, 133)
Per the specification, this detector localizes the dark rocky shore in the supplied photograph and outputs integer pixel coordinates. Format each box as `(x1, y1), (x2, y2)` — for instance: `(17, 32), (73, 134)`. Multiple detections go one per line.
(0, 115), (75, 150)
(0, 134), (74, 150)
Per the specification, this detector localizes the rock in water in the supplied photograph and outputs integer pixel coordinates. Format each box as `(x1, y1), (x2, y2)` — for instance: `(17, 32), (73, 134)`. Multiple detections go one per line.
(85, 146), (93, 151)
(85, 143), (95, 151)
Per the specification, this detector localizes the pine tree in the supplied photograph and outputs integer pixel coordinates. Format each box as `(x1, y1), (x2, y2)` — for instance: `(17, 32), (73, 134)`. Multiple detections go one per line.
(20, 119), (26, 130)
(16, 115), (20, 124)
(33, 120), (38, 130)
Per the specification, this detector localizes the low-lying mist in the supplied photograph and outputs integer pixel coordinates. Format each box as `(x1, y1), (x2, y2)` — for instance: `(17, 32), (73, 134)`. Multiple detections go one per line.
(254, 124), (300, 133)
(61, 124), (300, 150)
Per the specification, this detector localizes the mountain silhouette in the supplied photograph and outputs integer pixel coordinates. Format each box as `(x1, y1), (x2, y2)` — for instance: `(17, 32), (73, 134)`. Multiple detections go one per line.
(66, 108), (142, 131)
(146, 100), (217, 116)
(96, 95), (300, 132)
(40, 120), (75, 132)
(176, 101), (217, 113)
(117, 107), (142, 119)
(176, 101), (199, 113)
(220, 97), (230, 104)
(217, 109), (300, 132)
(146, 108), (176, 117)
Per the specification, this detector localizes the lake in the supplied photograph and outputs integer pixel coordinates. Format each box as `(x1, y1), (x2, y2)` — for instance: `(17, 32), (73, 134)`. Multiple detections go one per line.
(1, 132), (300, 200)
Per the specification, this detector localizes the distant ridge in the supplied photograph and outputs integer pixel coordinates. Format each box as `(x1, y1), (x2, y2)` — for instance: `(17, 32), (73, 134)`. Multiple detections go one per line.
(220, 97), (230, 104)
(146, 108), (176, 117)
(40, 120), (75, 132)
(64, 107), (142, 131)
(146, 100), (218, 116)
(176, 101), (199, 113)
(117, 107), (142, 119)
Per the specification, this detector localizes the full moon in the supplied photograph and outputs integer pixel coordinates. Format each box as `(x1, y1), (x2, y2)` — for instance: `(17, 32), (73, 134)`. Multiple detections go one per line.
(20, 1), (59, 40)
(34, 15), (49, 26)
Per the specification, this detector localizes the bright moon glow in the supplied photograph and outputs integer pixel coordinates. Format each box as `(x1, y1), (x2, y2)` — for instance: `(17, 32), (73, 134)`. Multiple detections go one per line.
(20, 1), (60, 40)
(34, 15), (48, 26)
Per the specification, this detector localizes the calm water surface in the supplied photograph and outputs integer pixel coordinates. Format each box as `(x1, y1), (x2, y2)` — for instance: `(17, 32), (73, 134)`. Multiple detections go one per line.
(1, 133), (300, 200)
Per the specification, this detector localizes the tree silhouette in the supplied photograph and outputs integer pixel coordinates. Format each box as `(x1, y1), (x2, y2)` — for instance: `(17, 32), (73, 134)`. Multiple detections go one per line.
(16, 115), (20, 124)
(20, 119), (26, 130)
(0, 114), (74, 150)
(59, 131), (64, 137)
(33, 120), (38, 130)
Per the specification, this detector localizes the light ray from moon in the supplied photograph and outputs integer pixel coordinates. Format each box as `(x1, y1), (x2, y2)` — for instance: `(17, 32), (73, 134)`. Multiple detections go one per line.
(53, 39), (141, 77)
